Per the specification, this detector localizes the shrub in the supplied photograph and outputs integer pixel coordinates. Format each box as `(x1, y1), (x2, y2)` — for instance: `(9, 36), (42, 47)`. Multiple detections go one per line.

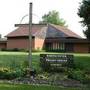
(0, 48), (6, 51)
(83, 74), (90, 84)
(10, 60), (20, 70)
(68, 69), (85, 83)
(21, 60), (29, 68)
(1, 48), (28, 52)
(0, 68), (17, 79)
(84, 68), (90, 74)
(45, 49), (65, 52)
(32, 48), (45, 52)
(0, 67), (27, 80)
(0, 68), (10, 79)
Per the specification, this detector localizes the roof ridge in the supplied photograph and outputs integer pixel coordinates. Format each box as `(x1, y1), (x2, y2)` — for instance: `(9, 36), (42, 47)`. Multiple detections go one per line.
(15, 23), (47, 27)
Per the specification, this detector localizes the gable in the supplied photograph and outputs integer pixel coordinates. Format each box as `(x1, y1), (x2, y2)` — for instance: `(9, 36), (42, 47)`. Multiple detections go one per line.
(46, 25), (68, 38)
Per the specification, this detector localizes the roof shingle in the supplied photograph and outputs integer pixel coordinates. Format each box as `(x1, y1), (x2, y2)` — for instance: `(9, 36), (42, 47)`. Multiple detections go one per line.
(6, 24), (82, 39)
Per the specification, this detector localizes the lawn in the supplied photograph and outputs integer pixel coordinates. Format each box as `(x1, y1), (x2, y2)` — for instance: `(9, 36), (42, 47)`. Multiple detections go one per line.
(0, 83), (82, 90)
(74, 53), (90, 69)
(0, 51), (90, 90)
(0, 51), (90, 71)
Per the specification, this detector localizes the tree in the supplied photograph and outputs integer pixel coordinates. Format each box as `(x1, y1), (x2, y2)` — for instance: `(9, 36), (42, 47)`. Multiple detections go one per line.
(78, 0), (90, 39)
(39, 10), (66, 26)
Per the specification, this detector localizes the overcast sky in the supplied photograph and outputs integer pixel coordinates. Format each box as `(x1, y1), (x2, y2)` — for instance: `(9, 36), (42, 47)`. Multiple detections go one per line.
(0, 0), (85, 37)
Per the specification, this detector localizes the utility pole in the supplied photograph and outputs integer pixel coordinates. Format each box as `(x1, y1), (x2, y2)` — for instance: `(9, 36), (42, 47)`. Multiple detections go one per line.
(29, 2), (32, 70)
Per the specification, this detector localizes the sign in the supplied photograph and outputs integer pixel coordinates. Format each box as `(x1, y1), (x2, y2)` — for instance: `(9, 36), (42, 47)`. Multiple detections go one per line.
(40, 54), (74, 71)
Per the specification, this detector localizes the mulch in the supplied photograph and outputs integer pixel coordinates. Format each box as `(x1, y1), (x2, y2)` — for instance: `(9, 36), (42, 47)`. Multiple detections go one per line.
(0, 78), (83, 87)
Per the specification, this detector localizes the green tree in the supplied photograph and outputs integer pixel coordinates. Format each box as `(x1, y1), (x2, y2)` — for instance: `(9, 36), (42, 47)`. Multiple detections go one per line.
(39, 10), (66, 26)
(78, 0), (90, 40)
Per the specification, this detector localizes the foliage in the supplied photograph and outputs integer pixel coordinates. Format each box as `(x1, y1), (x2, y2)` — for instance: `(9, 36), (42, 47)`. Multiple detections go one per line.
(68, 69), (85, 82)
(0, 52), (90, 85)
(0, 54), (30, 79)
(45, 48), (65, 52)
(32, 49), (45, 52)
(68, 68), (90, 84)
(0, 67), (35, 79)
(39, 10), (67, 26)
(1, 48), (28, 52)
(78, 0), (90, 39)
(84, 74), (90, 84)
(0, 67), (25, 79)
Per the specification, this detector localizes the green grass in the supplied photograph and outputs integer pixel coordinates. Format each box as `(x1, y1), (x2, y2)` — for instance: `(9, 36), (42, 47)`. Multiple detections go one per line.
(0, 83), (82, 90)
(74, 55), (90, 70)
(0, 51), (90, 90)
(0, 51), (90, 71)
(0, 51), (40, 71)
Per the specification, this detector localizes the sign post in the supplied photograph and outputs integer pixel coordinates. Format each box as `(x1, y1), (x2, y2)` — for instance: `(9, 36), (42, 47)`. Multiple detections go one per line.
(29, 2), (32, 70)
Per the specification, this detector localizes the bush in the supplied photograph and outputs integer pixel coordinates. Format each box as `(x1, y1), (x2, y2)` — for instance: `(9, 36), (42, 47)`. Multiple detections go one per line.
(32, 49), (45, 52)
(83, 74), (90, 84)
(0, 68), (17, 79)
(21, 60), (29, 68)
(0, 48), (6, 51)
(0, 67), (27, 80)
(1, 48), (19, 52)
(45, 49), (65, 52)
(0, 68), (10, 79)
(68, 69), (85, 83)
(1, 48), (28, 52)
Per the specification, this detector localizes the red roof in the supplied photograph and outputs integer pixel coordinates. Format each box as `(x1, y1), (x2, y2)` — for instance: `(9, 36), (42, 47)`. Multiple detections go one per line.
(7, 24), (46, 37)
(6, 24), (82, 39)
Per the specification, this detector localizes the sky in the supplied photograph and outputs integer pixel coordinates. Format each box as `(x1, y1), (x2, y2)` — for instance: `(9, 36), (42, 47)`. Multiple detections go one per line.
(0, 0), (85, 38)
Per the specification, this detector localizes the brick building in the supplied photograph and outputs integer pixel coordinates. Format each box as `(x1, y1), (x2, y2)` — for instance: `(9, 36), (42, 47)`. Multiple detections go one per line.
(0, 24), (90, 53)
(0, 38), (7, 49)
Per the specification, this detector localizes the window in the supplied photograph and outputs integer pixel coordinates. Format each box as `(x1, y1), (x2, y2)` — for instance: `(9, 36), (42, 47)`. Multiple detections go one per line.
(59, 43), (65, 50)
(53, 43), (65, 50)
